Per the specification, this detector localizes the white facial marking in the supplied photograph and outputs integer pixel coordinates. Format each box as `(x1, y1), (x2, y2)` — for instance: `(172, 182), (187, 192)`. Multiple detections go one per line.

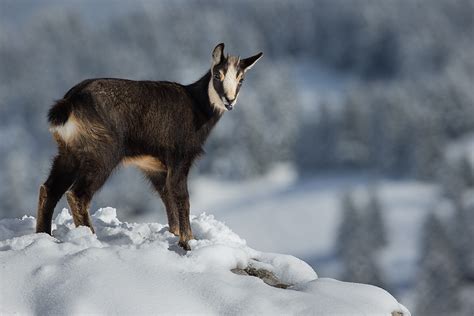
(223, 63), (239, 103)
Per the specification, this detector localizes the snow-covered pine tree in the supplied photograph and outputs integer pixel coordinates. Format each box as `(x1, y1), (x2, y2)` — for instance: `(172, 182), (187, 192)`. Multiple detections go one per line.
(439, 153), (474, 202)
(451, 200), (474, 282)
(364, 188), (387, 250)
(341, 239), (386, 288)
(336, 191), (361, 257)
(336, 190), (387, 289)
(416, 213), (462, 316)
(458, 154), (474, 189)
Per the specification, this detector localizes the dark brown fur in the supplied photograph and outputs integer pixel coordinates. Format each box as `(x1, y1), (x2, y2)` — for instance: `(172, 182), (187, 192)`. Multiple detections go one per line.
(36, 43), (262, 250)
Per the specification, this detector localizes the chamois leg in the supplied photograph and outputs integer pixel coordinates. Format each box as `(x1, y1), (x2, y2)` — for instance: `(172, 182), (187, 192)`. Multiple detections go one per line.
(37, 154), (77, 234)
(168, 165), (193, 250)
(145, 171), (180, 236)
(66, 158), (116, 233)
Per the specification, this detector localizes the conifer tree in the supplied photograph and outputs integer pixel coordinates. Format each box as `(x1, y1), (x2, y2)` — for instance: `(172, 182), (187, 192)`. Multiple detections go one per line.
(336, 190), (387, 289)
(452, 201), (474, 281)
(336, 191), (361, 257)
(416, 213), (461, 315)
(364, 188), (387, 250)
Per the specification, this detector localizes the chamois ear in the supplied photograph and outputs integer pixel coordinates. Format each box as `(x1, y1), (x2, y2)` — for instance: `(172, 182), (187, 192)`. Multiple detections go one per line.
(240, 52), (263, 72)
(211, 43), (225, 66)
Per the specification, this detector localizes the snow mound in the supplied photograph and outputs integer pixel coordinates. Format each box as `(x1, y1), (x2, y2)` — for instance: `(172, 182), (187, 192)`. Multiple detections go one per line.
(0, 208), (410, 315)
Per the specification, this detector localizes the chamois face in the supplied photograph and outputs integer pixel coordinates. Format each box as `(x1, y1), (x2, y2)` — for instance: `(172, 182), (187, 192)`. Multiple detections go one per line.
(209, 43), (263, 112)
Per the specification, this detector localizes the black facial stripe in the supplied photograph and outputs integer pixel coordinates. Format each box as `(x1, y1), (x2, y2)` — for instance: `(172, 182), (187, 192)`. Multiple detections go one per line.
(212, 65), (228, 80)
(213, 77), (225, 97)
(212, 62), (228, 99)
(236, 83), (242, 95)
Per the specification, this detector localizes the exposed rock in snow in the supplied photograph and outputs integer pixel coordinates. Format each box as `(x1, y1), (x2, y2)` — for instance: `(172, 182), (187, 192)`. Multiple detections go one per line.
(0, 208), (410, 315)
(231, 266), (289, 289)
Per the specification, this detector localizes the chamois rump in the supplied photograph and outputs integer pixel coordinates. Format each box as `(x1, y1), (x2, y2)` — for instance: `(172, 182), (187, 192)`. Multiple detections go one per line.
(36, 43), (263, 250)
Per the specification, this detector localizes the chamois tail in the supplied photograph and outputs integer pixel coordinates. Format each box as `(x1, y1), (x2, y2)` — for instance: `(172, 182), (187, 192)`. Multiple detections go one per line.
(48, 99), (73, 126)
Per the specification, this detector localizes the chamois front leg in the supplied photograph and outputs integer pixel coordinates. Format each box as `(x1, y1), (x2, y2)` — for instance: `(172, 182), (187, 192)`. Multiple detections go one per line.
(167, 166), (193, 251)
(176, 187), (193, 250)
(146, 171), (180, 236)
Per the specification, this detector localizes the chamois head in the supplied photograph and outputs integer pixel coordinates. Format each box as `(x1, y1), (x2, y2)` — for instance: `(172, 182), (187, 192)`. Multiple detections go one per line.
(209, 43), (263, 112)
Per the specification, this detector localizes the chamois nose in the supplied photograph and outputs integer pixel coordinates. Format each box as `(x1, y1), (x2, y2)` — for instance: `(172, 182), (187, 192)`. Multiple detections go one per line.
(224, 97), (235, 110)
(224, 97), (235, 104)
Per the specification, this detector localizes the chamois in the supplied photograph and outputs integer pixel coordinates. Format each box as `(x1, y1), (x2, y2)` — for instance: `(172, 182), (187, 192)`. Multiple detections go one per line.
(36, 43), (263, 250)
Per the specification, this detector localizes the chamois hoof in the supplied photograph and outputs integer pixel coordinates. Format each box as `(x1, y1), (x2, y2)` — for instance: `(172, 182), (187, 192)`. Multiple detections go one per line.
(36, 226), (52, 235)
(178, 240), (191, 251)
(36, 227), (52, 235)
(169, 227), (180, 237)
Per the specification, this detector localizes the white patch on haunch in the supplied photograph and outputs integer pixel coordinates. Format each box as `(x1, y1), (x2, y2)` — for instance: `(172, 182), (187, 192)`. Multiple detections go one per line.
(50, 113), (110, 144)
(50, 114), (79, 143)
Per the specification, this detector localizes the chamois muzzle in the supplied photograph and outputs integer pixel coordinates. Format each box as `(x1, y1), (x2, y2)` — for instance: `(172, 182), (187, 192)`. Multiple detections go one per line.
(224, 97), (235, 110)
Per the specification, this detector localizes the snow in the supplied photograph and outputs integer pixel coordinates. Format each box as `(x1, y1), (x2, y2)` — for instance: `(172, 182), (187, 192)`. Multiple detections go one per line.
(0, 208), (409, 315)
(191, 167), (437, 278)
(188, 165), (439, 311)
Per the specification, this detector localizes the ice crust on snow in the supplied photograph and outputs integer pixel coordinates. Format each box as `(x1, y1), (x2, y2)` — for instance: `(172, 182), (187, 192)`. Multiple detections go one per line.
(0, 208), (409, 315)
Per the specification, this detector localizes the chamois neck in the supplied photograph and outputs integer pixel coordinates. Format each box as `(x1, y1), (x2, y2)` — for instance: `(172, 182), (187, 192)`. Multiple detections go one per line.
(184, 70), (222, 132)
(186, 71), (219, 116)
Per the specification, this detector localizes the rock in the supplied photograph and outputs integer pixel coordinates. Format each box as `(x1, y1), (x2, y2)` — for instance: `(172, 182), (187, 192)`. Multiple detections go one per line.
(231, 266), (290, 289)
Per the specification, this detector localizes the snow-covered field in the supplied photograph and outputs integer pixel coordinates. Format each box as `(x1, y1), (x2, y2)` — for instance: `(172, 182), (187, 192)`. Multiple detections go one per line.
(189, 165), (438, 310)
(0, 208), (409, 315)
(0, 164), (437, 313)
(191, 168), (436, 267)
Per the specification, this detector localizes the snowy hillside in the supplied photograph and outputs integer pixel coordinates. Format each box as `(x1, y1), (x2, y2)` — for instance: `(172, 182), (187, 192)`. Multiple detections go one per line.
(0, 208), (409, 315)
(189, 166), (437, 294)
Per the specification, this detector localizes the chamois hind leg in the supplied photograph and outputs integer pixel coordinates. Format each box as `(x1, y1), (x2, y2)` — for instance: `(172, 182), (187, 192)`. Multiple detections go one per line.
(167, 163), (193, 250)
(145, 170), (180, 236)
(66, 156), (118, 233)
(37, 154), (78, 234)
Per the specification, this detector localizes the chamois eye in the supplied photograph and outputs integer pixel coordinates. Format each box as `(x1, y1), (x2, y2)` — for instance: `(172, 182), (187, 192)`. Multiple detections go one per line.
(213, 73), (221, 80)
(238, 79), (244, 85)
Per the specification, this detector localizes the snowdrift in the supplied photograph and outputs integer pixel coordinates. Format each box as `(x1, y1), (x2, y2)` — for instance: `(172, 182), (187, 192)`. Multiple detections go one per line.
(0, 208), (410, 315)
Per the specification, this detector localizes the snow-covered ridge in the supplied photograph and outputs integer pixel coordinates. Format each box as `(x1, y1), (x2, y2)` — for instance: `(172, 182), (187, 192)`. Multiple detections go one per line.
(0, 208), (410, 315)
